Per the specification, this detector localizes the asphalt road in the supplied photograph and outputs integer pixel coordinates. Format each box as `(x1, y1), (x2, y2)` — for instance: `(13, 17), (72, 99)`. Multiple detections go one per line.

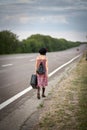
(0, 44), (87, 130)
(0, 44), (86, 105)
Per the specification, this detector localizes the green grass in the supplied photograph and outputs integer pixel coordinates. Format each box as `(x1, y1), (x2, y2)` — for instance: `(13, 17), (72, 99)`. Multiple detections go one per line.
(37, 102), (44, 109)
(38, 53), (87, 130)
(76, 55), (87, 130)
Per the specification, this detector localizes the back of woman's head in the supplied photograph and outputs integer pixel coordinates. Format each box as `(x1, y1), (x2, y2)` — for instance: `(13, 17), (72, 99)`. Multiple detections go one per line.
(39, 48), (47, 55)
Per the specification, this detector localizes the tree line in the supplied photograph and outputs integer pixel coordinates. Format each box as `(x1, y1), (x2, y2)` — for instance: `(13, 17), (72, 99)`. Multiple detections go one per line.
(0, 30), (86, 54)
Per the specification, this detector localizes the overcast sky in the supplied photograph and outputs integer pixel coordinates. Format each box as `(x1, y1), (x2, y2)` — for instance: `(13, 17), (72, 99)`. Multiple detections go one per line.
(0, 0), (87, 41)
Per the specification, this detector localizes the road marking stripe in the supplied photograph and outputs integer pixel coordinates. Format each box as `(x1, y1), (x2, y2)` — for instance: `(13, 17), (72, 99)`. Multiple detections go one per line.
(0, 54), (82, 110)
(1, 64), (13, 67)
(48, 54), (82, 77)
(15, 56), (33, 59)
(0, 87), (32, 110)
(30, 59), (35, 61)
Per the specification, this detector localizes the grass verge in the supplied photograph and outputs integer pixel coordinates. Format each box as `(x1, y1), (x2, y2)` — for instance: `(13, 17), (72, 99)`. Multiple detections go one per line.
(37, 53), (87, 130)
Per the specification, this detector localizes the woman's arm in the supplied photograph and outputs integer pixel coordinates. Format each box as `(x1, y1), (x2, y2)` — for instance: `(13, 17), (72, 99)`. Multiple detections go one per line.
(46, 58), (48, 75)
(35, 58), (38, 74)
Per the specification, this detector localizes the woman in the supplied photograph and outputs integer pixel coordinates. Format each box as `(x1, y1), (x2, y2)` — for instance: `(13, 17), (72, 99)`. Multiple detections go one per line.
(35, 48), (48, 99)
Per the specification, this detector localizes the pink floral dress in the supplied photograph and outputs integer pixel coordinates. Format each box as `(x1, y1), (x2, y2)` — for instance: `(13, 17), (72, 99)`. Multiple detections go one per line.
(36, 59), (48, 87)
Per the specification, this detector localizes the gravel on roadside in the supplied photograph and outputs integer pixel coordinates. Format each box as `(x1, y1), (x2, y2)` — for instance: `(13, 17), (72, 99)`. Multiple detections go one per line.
(20, 52), (87, 130)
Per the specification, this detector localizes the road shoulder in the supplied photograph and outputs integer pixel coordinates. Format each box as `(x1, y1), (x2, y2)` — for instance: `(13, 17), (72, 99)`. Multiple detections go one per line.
(20, 58), (80, 130)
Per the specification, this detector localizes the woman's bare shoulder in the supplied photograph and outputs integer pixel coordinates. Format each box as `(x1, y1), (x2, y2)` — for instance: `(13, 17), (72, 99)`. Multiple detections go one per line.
(36, 55), (47, 61)
(36, 56), (41, 60)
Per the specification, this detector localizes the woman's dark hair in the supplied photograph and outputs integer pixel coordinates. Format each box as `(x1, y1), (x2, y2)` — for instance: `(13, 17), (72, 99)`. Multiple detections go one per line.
(39, 48), (47, 55)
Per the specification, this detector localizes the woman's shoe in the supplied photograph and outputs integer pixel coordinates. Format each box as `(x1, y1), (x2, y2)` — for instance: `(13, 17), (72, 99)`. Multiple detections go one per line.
(42, 94), (46, 97)
(37, 93), (40, 99)
(42, 88), (46, 97)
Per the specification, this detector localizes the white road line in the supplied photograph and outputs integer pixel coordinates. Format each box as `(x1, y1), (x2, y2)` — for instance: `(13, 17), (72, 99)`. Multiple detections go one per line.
(1, 64), (13, 67)
(15, 56), (33, 59)
(48, 54), (82, 77)
(30, 59), (35, 61)
(0, 54), (82, 110)
(0, 87), (32, 110)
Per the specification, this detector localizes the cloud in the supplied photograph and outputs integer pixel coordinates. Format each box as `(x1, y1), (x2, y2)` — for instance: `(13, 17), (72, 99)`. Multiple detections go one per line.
(15, 30), (87, 42)
(19, 16), (30, 24)
(0, 0), (33, 5)
(0, 0), (87, 41)
(39, 15), (68, 24)
(18, 0), (31, 3)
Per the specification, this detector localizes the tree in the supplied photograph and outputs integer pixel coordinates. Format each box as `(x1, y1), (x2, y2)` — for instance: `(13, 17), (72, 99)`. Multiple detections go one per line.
(0, 30), (20, 54)
(0, 31), (83, 54)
